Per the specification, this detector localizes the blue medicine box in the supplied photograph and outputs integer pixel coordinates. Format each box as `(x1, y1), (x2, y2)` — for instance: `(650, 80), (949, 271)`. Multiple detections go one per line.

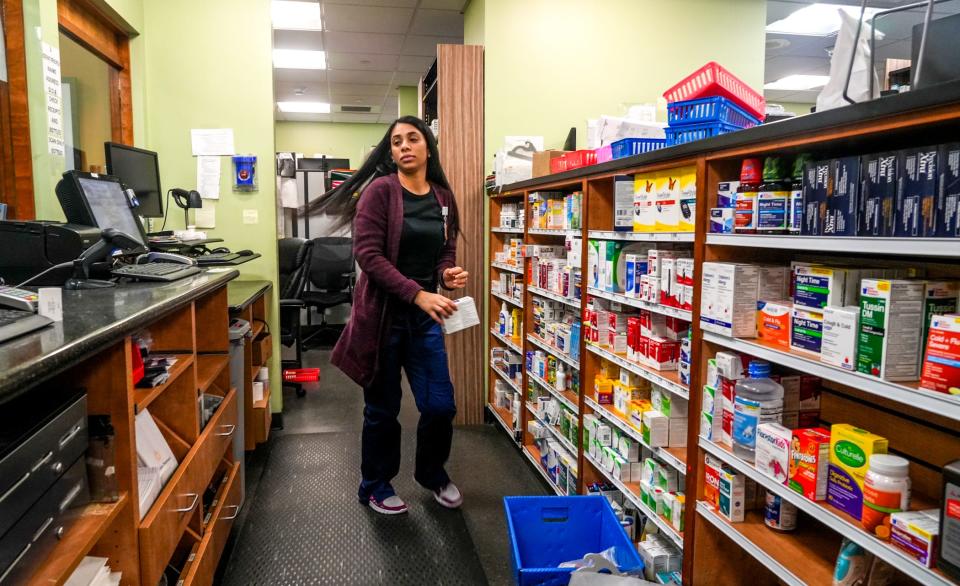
(504, 495), (643, 585)
(897, 147), (938, 237)
(824, 157), (859, 236)
(801, 161), (829, 236)
(859, 153), (898, 237)
(938, 143), (960, 237)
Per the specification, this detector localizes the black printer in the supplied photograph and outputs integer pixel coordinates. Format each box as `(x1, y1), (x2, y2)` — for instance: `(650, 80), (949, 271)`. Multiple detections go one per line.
(0, 221), (100, 285)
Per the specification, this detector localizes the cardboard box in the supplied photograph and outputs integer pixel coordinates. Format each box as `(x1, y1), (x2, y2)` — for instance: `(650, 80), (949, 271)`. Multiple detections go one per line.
(922, 281), (960, 342)
(789, 428), (831, 501)
(717, 181), (739, 208)
(703, 455), (722, 508)
(533, 150), (567, 178)
(827, 424), (889, 520)
(679, 167), (697, 233)
(634, 174), (657, 233)
(614, 174), (636, 231)
(857, 279), (925, 381)
(938, 143), (960, 237)
(757, 300), (792, 349)
(791, 308), (824, 355)
(890, 510), (940, 568)
(793, 265), (846, 312)
(656, 172), (681, 232)
(821, 306), (859, 371)
(710, 207), (734, 233)
(920, 314), (960, 395)
(719, 466), (747, 522)
(734, 184), (758, 233)
(859, 152), (898, 237)
(825, 156), (860, 236)
(700, 262), (761, 338)
(759, 265), (791, 302)
(756, 423), (792, 484)
(897, 147), (939, 237)
(802, 161), (830, 236)
(642, 411), (669, 447)
(757, 183), (790, 233)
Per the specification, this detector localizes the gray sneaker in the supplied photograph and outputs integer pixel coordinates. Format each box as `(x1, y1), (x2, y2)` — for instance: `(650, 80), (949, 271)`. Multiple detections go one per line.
(433, 482), (463, 509)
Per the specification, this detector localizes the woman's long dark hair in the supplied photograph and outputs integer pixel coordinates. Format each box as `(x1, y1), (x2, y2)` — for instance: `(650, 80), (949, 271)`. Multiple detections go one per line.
(306, 115), (459, 239)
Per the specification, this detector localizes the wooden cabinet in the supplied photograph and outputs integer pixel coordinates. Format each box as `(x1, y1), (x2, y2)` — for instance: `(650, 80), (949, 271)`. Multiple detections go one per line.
(227, 281), (274, 450)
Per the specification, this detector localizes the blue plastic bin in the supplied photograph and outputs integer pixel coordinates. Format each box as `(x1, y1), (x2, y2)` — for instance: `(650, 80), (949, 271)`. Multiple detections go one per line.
(667, 96), (761, 129)
(665, 121), (743, 146)
(610, 137), (667, 160)
(504, 495), (643, 586)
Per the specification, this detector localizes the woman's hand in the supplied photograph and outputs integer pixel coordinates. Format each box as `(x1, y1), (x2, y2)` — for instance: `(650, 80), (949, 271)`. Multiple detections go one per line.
(414, 291), (458, 324)
(442, 267), (469, 289)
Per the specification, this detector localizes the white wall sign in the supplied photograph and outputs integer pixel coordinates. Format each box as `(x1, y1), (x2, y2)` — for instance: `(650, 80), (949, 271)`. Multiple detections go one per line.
(41, 42), (64, 157)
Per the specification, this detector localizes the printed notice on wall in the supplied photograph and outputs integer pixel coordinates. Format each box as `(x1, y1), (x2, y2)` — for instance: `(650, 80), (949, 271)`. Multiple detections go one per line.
(41, 43), (64, 157)
(191, 128), (235, 156)
(194, 205), (216, 229)
(196, 156), (221, 199)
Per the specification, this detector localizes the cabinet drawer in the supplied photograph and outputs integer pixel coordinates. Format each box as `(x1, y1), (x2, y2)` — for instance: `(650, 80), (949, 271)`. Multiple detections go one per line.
(253, 390), (271, 444)
(252, 334), (272, 367)
(139, 390), (237, 586)
(182, 462), (241, 586)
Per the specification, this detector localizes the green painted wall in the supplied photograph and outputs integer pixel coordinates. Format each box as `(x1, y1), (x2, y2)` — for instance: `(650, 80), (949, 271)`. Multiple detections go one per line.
(275, 121), (388, 166)
(398, 86), (418, 118)
(142, 0), (282, 412)
(466, 0), (768, 172)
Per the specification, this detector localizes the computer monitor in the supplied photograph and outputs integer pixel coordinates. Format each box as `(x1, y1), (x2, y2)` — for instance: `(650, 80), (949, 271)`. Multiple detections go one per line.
(104, 142), (164, 217)
(55, 171), (149, 254)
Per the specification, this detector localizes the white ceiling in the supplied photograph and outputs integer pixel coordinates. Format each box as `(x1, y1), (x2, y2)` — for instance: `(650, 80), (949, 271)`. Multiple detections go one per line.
(273, 0), (466, 123)
(765, 0), (960, 106)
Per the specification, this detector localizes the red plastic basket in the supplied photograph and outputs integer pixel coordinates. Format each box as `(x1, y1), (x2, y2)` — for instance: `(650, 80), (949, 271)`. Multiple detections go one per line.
(550, 156), (567, 174)
(663, 61), (765, 120)
(564, 150), (597, 170)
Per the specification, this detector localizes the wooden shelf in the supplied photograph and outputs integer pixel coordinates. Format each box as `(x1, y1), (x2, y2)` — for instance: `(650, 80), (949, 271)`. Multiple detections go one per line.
(250, 321), (265, 340)
(489, 404), (518, 439)
(492, 261), (523, 274)
(134, 354), (194, 412)
(584, 395), (687, 475)
(526, 402), (578, 455)
(527, 369), (579, 413)
(706, 233), (960, 258)
(587, 287), (692, 321)
(490, 361), (522, 394)
(491, 289), (524, 308)
(526, 333), (580, 370)
(696, 504), (839, 586)
(522, 444), (564, 496)
(588, 230), (694, 243)
(586, 343), (689, 400)
(490, 328), (523, 354)
(26, 493), (130, 586)
(528, 286), (581, 310)
(196, 354), (229, 394)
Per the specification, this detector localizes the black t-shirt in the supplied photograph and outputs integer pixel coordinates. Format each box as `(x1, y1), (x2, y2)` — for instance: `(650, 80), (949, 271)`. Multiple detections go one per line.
(397, 187), (444, 290)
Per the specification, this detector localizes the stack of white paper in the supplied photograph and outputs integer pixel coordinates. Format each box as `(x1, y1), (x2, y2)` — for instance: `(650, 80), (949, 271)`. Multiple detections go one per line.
(442, 297), (481, 334)
(134, 408), (178, 521)
(65, 557), (121, 586)
(137, 467), (162, 521)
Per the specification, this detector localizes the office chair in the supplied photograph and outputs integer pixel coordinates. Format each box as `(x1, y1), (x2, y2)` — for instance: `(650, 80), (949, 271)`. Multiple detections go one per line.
(277, 237), (314, 397)
(301, 237), (355, 347)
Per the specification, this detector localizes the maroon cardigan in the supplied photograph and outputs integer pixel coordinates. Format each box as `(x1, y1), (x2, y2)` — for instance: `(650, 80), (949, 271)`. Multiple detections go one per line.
(331, 173), (457, 387)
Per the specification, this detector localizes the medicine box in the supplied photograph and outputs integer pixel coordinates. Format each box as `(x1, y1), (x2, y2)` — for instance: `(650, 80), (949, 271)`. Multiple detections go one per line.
(920, 314), (960, 395)
(922, 281), (960, 342)
(710, 208), (734, 233)
(897, 147), (939, 237)
(791, 308), (824, 355)
(757, 300), (792, 350)
(859, 152), (898, 237)
(827, 423), (889, 520)
(757, 182), (790, 233)
(642, 411), (669, 448)
(703, 455), (722, 508)
(938, 143), (960, 237)
(678, 167), (697, 233)
(824, 156), (859, 236)
(715, 352), (745, 380)
(634, 174), (657, 233)
(789, 427), (831, 501)
(857, 279), (925, 381)
(802, 161), (830, 236)
(890, 509), (940, 568)
(655, 172), (681, 232)
(793, 265), (846, 312)
(821, 306), (859, 371)
(758, 265), (790, 302)
(614, 175), (635, 231)
(756, 423), (791, 484)
(700, 262), (760, 338)
(717, 181), (739, 208)
(656, 466), (679, 493)
(719, 466), (747, 522)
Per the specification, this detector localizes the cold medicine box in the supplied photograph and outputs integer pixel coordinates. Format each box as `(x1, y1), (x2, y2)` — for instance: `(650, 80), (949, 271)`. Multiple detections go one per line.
(857, 279), (925, 381)
(824, 157), (859, 236)
(802, 161), (830, 236)
(939, 143), (960, 237)
(859, 152), (898, 237)
(700, 263), (760, 338)
(897, 147), (938, 237)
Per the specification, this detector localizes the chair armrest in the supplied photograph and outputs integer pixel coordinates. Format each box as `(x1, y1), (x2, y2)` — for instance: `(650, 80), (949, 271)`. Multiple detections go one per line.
(280, 299), (305, 307)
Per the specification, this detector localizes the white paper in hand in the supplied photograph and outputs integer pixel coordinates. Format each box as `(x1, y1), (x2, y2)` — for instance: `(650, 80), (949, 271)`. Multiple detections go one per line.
(442, 296), (480, 334)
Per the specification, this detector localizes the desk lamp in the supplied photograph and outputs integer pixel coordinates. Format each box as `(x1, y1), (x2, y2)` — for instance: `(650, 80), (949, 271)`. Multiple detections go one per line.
(171, 188), (202, 228)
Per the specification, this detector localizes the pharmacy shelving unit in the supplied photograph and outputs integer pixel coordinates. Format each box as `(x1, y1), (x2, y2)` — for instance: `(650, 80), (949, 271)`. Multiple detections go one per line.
(486, 81), (960, 585)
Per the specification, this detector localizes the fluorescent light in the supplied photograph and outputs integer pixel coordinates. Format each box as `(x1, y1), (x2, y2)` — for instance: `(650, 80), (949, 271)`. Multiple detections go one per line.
(272, 1), (322, 31)
(766, 3), (881, 36)
(277, 102), (331, 114)
(764, 75), (831, 91)
(273, 49), (326, 70)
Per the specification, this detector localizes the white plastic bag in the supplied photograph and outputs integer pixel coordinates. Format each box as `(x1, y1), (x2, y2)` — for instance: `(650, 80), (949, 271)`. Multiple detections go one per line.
(816, 8), (883, 112)
(495, 136), (543, 187)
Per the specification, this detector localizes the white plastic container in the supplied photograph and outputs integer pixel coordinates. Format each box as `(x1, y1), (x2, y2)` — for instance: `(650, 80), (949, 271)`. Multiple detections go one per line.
(732, 360), (784, 463)
(862, 454), (911, 534)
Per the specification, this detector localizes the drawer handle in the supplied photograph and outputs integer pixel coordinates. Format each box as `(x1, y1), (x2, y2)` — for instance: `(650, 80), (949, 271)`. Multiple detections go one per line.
(220, 504), (240, 521)
(31, 451), (53, 473)
(0, 473), (30, 503)
(59, 422), (83, 449)
(171, 493), (199, 513)
(0, 543), (31, 584)
(214, 424), (236, 437)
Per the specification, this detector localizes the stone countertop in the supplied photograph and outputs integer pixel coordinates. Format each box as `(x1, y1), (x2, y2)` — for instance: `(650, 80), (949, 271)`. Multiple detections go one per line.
(0, 269), (239, 405)
(227, 280), (272, 311)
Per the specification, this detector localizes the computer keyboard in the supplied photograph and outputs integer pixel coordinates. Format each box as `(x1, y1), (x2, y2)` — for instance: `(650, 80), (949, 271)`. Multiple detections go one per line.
(112, 263), (202, 282)
(0, 309), (53, 344)
(195, 252), (240, 265)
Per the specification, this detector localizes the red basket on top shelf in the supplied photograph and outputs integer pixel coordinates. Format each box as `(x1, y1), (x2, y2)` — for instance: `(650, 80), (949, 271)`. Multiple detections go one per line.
(663, 61), (766, 120)
(564, 149), (597, 170)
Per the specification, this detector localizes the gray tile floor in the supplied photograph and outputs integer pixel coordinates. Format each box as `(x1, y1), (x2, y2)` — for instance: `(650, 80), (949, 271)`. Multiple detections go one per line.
(220, 348), (548, 585)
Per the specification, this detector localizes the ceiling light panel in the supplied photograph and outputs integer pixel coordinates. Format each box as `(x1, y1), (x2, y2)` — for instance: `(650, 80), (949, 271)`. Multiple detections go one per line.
(766, 3), (882, 36)
(764, 74), (831, 91)
(272, 1), (322, 31)
(277, 101), (331, 113)
(273, 48), (327, 69)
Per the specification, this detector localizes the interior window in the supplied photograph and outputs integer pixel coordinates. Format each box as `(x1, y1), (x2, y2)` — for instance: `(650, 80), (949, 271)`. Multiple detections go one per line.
(59, 32), (113, 173)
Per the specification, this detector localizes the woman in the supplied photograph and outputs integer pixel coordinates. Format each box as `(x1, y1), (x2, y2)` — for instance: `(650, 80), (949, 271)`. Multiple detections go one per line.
(309, 116), (469, 515)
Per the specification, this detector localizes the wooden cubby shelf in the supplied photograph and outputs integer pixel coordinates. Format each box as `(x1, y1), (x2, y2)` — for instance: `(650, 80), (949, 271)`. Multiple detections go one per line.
(133, 353), (194, 412)
(487, 88), (960, 584)
(196, 354), (230, 395)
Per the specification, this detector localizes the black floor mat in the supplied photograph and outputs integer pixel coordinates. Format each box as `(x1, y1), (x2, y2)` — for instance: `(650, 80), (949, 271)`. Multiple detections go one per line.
(221, 433), (488, 585)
